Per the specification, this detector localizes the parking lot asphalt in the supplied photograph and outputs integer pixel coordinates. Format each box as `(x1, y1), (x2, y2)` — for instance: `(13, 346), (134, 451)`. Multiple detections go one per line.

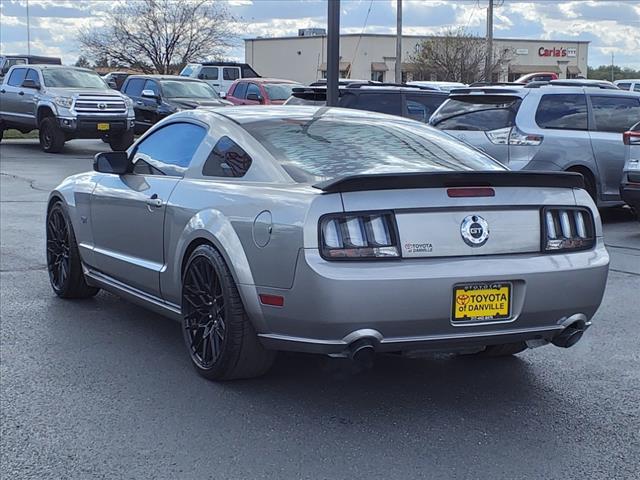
(1, 139), (639, 480)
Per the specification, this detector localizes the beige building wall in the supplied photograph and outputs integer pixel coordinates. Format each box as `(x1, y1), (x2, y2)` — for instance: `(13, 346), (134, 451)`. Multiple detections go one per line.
(245, 34), (588, 84)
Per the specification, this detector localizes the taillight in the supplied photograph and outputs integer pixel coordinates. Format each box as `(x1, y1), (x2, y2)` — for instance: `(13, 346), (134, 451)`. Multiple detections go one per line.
(542, 207), (595, 252)
(320, 212), (400, 260)
(486, 126), (543, 146)
(623, 130), (640, 145)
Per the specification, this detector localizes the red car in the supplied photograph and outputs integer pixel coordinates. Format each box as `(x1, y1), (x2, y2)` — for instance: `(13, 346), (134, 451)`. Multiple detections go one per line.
(514, 72), (559, 84)
(225, 78), (302, 105)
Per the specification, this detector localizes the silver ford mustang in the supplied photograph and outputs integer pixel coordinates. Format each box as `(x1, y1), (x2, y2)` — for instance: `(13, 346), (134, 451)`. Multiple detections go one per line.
(46, 106), (610, 380)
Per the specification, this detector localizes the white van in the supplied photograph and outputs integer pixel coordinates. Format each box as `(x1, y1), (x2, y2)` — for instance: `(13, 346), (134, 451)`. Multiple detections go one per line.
(180, 62), (260, 96)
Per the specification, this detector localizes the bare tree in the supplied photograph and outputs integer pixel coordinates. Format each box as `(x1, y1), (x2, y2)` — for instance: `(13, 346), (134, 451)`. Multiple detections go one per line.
(78, 0), (235, 74)
(410, 28), (511, 84)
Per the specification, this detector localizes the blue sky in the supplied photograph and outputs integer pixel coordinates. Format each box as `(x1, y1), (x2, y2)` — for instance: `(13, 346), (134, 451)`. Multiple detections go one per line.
(1, 0), (639, 69)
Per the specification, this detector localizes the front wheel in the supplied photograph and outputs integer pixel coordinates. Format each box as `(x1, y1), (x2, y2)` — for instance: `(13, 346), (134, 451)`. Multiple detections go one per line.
(46, 202), (99, 298)
(181, 244), (275, 381)
(109, 130), (134, 151)
(39, 117), (66, 153)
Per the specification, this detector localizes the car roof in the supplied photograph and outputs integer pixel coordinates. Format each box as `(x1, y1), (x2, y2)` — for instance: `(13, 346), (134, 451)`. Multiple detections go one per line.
(235, 78), (300, 84)
(127, 74), (203, 82)
(450, 84), (640, 98)
(614, 79), (640, 83)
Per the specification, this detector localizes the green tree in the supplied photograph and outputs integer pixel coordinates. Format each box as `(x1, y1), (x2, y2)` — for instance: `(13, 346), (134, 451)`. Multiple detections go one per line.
(587, 65), (640, 81)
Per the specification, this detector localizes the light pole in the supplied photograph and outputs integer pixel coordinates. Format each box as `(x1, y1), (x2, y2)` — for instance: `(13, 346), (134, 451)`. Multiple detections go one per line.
(26, 0), (31, 56)
(326, 0), (340, 106)
(395, 0), (402, 84)
(485, 0), (494, 82)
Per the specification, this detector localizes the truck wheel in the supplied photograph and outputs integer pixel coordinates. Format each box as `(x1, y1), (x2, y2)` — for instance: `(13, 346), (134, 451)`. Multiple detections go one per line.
(0, 121), (5, 143)
(39, 117), (66, 153)
(109, 130), (134, 151)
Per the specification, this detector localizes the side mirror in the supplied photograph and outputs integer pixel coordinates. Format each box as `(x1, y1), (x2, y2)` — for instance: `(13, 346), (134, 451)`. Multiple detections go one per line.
(141, 89), (158, 99)
(219, 91), (226, 99)
(197, 73), (205, 79)
(21, 78), (41, 90)
(107, 78), (118, 89)
(246, 93), (263, 103)
(93, 151), (131, 174)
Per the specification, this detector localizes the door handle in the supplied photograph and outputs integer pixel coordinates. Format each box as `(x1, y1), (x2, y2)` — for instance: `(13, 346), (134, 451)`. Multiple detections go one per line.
(145, 194), (163, 209)
(18, 91), (24, 96)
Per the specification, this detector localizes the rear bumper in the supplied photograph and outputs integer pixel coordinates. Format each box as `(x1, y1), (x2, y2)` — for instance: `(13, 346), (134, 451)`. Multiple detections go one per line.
(620, 175), (640, 211)
(248, 241), (609, 354)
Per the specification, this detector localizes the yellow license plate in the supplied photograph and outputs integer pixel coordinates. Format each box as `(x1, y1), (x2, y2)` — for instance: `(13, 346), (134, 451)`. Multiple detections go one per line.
(97, 123), (110, 131)
(452, 283), (511, 322)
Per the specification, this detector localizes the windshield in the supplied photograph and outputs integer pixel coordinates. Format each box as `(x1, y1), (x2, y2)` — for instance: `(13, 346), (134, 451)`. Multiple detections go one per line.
(161, 80), (220, 99)
(42, 69), (107, 89)
(263, 83), (302, 101)
(242, 114), (504, 179)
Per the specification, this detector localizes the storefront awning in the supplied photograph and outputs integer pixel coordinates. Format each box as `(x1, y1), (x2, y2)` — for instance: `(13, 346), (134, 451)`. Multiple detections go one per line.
(371, 62), (388, 71)
(567, 65), (581, 75)
(509, 64), (561, 74)
(318, 62), (351, 71)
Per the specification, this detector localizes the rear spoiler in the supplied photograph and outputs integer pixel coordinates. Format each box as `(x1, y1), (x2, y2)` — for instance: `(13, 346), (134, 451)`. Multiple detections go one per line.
(313, 171), (585, 193)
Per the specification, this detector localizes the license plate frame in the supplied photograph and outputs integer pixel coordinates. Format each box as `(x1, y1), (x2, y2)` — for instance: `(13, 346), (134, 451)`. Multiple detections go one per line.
(451, 282), (512, 324)
(97, 123), (110, 131)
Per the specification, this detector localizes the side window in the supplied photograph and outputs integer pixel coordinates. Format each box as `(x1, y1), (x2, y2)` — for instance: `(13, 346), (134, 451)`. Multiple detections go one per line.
(202, 136), (253, 178)
(590, 96), (640, 133)
(133, 123), (207, 177)
(405, 94), (446, 123)
(7, 68), (27, 87)
(535, 94), (588, 130)
(233, 82), (248, 99)
(616, 83), (631, 91)
(124, 78), (145, 97)
(634, 84), (640, 93)
(223, 67), (240, 81)
(199, 67), (218, 80)
(144, 79), (160, 96)
(346, 93), (402, 116)
(246, 83), (261, 98)
(24, 69), (39, 83)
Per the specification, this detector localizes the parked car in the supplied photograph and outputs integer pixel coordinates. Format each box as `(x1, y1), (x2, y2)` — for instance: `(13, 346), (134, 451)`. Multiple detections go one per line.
(226, 78), (303, 105)
(614, 79), (640, 92)
(0, 54), (61, 80)
(179, 62), (260, 95)
(430, 84), (640, 206)
(0, 64), (135, 152)
(103, 72), (131, 90)
(407, 81), (467, 92)
(286, 83), (448, 123)
(620, 121), (640, 218)
(47, 106), (608, 381)
(120, 75), (230, 133)
(514, 72), (559, 84)
(309, 78), (371, 87)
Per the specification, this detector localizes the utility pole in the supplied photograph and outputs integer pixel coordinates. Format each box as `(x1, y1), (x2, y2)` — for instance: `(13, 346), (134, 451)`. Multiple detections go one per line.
(395, 0), (402, 84)
(327, 0), (340, 106)
(485, 0), (494, 82)
(26, 0), (31, 55)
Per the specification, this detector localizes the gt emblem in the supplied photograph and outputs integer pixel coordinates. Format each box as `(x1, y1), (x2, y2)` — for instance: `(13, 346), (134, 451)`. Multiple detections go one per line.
(460, 215), (489, 247)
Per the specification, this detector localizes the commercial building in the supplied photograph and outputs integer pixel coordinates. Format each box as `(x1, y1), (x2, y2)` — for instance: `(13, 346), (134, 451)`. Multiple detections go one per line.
(245, 32), (589, 84)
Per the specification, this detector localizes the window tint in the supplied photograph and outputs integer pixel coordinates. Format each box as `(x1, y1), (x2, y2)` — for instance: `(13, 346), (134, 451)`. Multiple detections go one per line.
(202, 136), (253, 177)
(535, 94), (588, 130)
(405, 94), (447, 123)
(431, 96), (521, 131)
(246, 83), (261, 98)
(24, 69), (39, 83)
(7, 68), (27, 87)
(124, 78), (145, 96)
(616, 83), (631, 91)
(340, 93), (402, 116)
(133, 123), (207, 177)
(242, 116), (504, 179)
(144, 79), (160, 96)
(199, 67), (218, 80)
(590, 96), (640, 133)
(233, 82), (248, 99)
(223, 67), (240, 81)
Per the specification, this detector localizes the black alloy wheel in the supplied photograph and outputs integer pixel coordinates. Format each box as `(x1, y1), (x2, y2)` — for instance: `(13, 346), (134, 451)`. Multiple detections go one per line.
(47, 206), (71, 292)
(181, 244), (275, 380)
(182, 255), (227, 369)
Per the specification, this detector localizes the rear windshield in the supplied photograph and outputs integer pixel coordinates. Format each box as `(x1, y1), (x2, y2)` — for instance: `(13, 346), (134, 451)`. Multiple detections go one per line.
(241, 114), (504, 179)
(431, 95), (522, 131)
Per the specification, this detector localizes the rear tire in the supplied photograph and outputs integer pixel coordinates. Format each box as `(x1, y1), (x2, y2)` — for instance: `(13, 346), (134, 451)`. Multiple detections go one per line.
(181, 244), (275, 381)
(46, 202), (99, 299)
(476, 342), (527, 357)
(39, 117), (65, 153)
(568, 167), (597, 203)
(109, 130), (134, 151)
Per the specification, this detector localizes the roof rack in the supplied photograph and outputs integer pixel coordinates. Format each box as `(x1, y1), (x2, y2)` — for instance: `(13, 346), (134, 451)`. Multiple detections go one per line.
(524, 79), (619, 90)
(468, 82), (524, 87)
(345, 81), (439, 91)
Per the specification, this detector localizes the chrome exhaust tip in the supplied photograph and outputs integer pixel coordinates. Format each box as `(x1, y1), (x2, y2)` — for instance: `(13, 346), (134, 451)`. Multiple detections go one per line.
(348, 338), (376, 366)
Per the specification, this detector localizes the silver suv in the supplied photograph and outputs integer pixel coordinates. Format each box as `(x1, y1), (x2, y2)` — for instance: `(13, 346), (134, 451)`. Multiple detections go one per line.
(0, 65), (135, 153)
(430, 84), (640, 206)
